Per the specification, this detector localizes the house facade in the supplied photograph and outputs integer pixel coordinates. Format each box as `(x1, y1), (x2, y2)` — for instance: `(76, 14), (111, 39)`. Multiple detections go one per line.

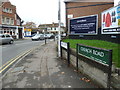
(0, 0), (24, 39)
(23, 22), (38, 37)
(38, 22), (65, 35)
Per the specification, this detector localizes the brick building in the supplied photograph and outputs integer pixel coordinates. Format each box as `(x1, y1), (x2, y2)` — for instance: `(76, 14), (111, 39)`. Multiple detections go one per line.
(64, 0), (114, 34)
(64, 0), (120, 43)
(0, 0), (24, 39)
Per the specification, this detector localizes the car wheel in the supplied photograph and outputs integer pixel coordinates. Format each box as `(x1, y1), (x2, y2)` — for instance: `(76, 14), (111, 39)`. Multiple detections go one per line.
(9, 40), (14, 44)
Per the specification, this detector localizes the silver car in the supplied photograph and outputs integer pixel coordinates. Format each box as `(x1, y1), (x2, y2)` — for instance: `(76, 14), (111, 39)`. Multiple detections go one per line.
(31, 34), (44, 41)
(0, 34), (14, 44)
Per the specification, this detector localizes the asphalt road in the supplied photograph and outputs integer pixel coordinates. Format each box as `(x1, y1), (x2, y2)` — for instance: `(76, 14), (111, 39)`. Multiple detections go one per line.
(1, 39), (46, 67)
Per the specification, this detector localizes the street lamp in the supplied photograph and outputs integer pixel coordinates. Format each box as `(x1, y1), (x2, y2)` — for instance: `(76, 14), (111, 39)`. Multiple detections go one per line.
(58, 0), (61, 57)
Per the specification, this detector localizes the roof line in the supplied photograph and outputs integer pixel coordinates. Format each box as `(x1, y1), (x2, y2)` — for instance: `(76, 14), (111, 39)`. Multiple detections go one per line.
(66, 2), (114, 9)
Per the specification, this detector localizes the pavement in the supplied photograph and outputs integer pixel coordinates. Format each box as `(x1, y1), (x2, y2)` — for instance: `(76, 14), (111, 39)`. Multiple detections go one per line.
(1, 40), (100, 88)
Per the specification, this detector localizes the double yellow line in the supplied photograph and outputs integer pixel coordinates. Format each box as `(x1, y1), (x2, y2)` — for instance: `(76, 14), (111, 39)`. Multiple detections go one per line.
(0, 45), (39, 73)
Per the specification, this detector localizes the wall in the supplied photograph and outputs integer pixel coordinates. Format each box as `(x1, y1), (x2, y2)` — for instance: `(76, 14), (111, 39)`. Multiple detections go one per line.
(65, 2), (120, 44)
(65, 2), (114, 29)
(2, 2), (16, 25)
(62, 48), (112, 88)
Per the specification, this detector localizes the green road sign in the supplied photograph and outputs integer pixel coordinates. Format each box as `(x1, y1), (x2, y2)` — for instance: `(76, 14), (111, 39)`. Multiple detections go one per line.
(78, 44), (111, 66)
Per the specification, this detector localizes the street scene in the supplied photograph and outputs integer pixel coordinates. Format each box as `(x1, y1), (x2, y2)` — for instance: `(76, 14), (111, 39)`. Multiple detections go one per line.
(1, 40), (100, 88)
(0, 0), (120, 90)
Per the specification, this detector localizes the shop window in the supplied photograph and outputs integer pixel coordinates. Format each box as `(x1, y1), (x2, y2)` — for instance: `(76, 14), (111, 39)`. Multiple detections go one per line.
(4, 31), (6, 33)
(0, 30), (3, 34)
(10, 31), (12, 35)
(7, 30), (9, 33)
(1, 35), (5, 38)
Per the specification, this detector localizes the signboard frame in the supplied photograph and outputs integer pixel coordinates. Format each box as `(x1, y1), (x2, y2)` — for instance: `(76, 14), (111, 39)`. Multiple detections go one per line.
(76, 43), (112, 89)
(77, 44), (111, 66)
(68, 14), (98, 35)
(101, 4), (120, 34)
(60, 41), (70, 66)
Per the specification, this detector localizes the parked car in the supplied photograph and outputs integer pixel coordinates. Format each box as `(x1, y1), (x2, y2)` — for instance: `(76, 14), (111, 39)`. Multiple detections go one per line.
(31, 33), (37, 37)
(31, 34), (44, 41)
(44, 34), (54, 39)
(0, 34), (14, 45)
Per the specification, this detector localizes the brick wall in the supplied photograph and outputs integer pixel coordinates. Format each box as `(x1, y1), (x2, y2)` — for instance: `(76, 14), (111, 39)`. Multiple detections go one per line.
(0, 7), (2, 24)
(65, 2), (114, 29)
(0, 2), (16, 25)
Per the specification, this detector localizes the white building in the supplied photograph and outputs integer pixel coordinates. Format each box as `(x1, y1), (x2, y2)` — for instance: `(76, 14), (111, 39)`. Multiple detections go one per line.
(38, 22), (65, 35)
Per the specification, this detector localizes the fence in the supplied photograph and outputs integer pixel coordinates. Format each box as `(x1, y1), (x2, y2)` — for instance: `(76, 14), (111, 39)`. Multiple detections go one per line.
(60, 41), (70, 66)
(60, 41), (113, 88)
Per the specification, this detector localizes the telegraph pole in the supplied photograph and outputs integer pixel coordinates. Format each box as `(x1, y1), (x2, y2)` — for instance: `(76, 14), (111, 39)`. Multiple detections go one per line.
(58, 0), (61, 57)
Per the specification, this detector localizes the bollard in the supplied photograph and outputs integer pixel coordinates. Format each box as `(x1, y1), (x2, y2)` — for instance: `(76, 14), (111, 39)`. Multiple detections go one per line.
(45, 38), (46, 44)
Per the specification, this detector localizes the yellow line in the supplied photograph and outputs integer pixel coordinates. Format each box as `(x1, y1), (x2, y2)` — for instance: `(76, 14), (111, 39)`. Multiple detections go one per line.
(0, 54), (20, 70)
(0, 46), (36, 70)
(0, 45), (40, 73)
(0, 49), (31, 73)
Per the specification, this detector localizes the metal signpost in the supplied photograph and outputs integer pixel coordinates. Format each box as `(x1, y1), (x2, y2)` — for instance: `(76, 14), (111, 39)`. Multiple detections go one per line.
(58, 0), (61, 57)
(76, 44), (112, 89)
(60, 41), (70, 67)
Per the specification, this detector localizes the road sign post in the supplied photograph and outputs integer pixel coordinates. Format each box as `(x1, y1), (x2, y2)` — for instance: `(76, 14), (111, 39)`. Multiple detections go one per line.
(76, 44), (112, 88)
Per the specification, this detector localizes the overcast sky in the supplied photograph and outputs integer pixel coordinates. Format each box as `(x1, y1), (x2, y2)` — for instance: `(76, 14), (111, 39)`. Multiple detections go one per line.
(9, 0), (65, 26)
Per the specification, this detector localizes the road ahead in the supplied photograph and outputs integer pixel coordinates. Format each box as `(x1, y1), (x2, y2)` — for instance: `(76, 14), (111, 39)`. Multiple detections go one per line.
(1, 39), (45, 67)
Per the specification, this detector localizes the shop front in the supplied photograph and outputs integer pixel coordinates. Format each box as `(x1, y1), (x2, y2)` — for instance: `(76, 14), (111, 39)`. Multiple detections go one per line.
(0, 25), (24, 39)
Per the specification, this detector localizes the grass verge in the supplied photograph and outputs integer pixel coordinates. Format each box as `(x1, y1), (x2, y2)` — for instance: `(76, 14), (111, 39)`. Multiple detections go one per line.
(63, 39), (120, 68)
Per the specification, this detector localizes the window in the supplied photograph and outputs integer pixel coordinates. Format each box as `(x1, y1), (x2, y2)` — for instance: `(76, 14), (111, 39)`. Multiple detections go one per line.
(4, 30), (6, 33)
(9, 9), (12, 13)
(2, 7), (5, 12)
(6, 8), (9, 12)
(7, 30), (9, 33)
(11, 19), (14, 25)
(17, 19), (20, 25)
(2, 7), (12, 13)
(6, 35), (10, 37)
(2, 35), (5, 38)
(0, 30), (3, 34)
(2, 17), (5, 24)
(6, 18), (10, 24)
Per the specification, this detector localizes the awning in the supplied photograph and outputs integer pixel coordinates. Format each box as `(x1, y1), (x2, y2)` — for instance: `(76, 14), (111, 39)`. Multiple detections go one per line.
(0, 25), (17, 29)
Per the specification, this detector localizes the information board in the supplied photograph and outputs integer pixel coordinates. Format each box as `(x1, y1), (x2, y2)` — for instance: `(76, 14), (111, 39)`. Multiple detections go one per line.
(61, 42), (68, 49)
(69, 15), (98, 35)
(102, 5), (120, 34)
(78, 44), (111, 66)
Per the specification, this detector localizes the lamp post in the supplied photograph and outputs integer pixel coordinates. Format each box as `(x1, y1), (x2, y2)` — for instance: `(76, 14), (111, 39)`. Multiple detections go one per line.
(58, 0), (61, 57)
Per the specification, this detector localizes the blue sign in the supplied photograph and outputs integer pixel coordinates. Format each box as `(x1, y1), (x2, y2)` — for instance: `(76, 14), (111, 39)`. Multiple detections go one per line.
(69, 15), (98, 35)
